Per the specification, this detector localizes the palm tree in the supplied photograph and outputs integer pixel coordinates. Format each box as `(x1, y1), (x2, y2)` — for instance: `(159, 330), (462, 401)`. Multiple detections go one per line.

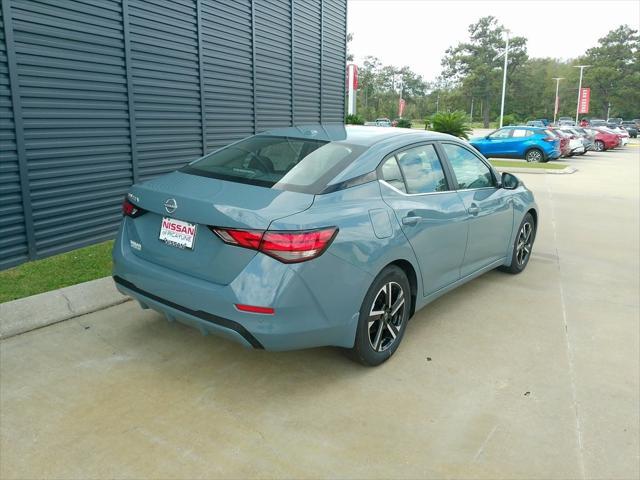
(430, 111), (472, 139)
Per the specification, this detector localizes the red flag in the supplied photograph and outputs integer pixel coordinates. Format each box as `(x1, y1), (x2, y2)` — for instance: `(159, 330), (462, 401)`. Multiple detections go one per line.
(578, 88), (590, 114)
(398, 98), (406, 117)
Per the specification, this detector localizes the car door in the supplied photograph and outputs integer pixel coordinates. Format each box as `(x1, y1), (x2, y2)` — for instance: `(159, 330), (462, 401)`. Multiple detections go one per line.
(440, 142), (514, 276)
(481, 128), (513, 157)
(510, 128), (533, 157)
(378, 143), (468, 296)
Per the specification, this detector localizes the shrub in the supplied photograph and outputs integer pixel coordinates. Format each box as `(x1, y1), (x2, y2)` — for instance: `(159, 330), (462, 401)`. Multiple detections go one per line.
(430, 111), (472, 139)
(345, 114), (365, 125)
(500, 114), (519, 126)
(396, 118), (412, 128)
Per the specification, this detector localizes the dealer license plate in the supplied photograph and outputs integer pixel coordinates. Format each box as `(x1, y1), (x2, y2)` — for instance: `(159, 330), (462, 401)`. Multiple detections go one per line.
(159, 217), (197, 250)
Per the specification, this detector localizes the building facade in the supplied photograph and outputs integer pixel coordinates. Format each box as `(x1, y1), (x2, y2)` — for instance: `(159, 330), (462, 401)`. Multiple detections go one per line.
(0, 0), (347, 269)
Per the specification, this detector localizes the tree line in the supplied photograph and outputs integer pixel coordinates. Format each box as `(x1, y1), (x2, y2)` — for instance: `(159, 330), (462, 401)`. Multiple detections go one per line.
(352, 17), (639, 127)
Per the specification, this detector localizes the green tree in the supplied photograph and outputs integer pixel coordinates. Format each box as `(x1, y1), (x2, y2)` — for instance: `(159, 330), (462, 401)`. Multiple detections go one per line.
(441, 16), (528, 127)
(581, 25), (639, 118)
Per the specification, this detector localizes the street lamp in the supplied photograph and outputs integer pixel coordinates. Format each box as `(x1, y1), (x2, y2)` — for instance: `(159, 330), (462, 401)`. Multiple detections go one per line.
(573, 65), (590, 124)
(493, 29), (510, 128)
(551, 77), (564, 124)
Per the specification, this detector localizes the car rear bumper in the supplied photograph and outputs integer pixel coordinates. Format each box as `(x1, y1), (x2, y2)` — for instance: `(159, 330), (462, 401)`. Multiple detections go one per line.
(546, 147), (562, 160)
(112, 224), (362, 351)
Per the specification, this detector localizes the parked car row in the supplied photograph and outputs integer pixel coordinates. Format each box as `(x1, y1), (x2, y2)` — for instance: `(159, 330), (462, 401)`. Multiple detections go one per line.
(469, 122), (630, 162)
(526, 117), (638, 138)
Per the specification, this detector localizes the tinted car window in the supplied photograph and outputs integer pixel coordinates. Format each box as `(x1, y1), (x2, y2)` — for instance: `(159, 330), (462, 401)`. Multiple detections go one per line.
(381, 157), (407, 193)
(489, 128), (511, 139)
(442, 143), (494, 190)
(182, 136), (365, 194)
(395, 144), (448, 194)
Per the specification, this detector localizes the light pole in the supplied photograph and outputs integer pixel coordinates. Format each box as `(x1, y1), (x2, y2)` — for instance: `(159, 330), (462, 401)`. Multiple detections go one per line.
(494, 30), (510, 128)
(552, 77), (564, 124)
(573, 65), (590, 124)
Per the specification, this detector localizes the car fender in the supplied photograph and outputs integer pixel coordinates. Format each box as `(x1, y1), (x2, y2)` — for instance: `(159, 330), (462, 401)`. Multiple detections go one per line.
(503, 188), (538, 265)
(269, 181), (424, 308)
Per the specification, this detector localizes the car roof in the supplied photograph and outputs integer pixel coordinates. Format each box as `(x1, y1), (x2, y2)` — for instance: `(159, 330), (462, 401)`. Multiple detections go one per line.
(505, 125), (546, 130)
(259, 124), (455, 147)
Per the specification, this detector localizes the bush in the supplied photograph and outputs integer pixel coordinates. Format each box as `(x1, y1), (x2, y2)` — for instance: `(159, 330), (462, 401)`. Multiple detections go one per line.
(396, 118), (412, 128)
(500, 114), (519, 126)
(345, 114), (364, 125)
(430, 111), (472, 139)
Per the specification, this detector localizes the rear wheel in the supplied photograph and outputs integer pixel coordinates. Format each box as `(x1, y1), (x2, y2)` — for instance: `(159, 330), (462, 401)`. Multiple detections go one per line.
(525, 148), (544, 163)
(348, 266), (411, 366)
(594, 140), (605, 152)
(499, 212), (536, 274)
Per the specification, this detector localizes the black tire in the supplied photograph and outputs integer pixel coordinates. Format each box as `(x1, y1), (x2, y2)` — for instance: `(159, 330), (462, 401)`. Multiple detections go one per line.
(525, 148), (544, 163)
(594, 140), (605, 152)
(499, 212), (536, 274)
(348, 265), (411, 366)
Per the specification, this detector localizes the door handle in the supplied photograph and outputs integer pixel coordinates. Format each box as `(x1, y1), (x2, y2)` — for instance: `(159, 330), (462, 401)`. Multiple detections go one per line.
(402, 215), (421, 226)
(468, 204), (480, 216)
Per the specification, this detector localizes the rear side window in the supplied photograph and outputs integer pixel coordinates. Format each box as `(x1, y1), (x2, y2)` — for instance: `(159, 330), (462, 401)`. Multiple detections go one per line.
(512, 129), (533, 137)
(395, 144), (448, 194)
(442, 143), (494, 190)
(381, 157), (407, 193)
(182, 136), (365, 194)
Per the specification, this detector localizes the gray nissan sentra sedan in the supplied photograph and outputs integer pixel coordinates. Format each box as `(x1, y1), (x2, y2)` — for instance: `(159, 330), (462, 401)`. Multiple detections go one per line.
(113, 125), (538, 365)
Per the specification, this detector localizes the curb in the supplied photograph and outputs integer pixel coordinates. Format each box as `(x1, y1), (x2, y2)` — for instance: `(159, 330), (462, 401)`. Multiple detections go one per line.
(0, 276), (130, 339)
(493, 166), (577, 175)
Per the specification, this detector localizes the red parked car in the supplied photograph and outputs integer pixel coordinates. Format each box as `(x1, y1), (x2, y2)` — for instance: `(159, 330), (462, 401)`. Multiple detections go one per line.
(590, 128), (620, 151)
(549, 128), (571, 157)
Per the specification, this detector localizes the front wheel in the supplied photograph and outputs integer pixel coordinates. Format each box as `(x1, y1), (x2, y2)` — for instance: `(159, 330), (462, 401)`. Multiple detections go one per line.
(348, 266), (411, 366)
(525, 148), (543, 163)
(499, 212), (536, 274)
(594, 140), (605, 152)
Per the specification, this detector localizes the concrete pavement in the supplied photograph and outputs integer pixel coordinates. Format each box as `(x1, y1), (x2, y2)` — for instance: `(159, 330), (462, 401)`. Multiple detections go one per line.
(1, 144), (638, 479)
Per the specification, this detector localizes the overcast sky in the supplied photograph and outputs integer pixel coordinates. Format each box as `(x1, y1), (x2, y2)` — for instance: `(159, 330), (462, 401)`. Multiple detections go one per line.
(347, 0), (640, 82)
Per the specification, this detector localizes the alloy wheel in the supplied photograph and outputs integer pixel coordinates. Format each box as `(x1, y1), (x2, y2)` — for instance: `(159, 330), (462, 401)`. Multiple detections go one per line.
(526, 150), (542, 162)
(516, 221), (533, 266)
(368, 281), (406, 352)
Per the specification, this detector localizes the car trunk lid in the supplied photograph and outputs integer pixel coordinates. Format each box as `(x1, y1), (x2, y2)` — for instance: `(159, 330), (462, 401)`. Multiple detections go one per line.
(124, 171), (314, 284)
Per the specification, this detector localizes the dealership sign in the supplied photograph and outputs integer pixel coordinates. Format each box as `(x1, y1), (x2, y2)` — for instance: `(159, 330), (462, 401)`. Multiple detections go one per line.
(578, 87), (590, 114)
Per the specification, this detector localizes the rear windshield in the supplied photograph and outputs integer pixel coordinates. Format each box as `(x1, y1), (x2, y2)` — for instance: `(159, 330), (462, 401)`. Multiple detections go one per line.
(182, 135), (366, 194)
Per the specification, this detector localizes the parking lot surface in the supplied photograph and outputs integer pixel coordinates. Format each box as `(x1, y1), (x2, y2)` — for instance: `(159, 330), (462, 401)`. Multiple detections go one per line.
(1, 143), (639, 479)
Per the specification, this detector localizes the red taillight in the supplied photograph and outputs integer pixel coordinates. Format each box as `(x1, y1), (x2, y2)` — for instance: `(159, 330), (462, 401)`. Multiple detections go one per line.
(211, 228), (263, 249)
(261, 229), (337, 263)
(122, 196), (145, 218)
(210, 226), (338, 263)
(235, 304), (275, 315)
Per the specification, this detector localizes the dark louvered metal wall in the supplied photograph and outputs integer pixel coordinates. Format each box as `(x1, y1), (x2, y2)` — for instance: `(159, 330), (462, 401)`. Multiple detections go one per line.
(0, 0), (346, 270)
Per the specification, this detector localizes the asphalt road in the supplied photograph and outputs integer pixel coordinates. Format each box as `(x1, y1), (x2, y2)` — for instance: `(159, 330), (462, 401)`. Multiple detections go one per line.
(1, 142), (639, 479)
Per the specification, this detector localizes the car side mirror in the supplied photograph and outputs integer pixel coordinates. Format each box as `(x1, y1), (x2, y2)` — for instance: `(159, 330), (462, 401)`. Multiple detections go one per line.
(501, 172), (520, 190)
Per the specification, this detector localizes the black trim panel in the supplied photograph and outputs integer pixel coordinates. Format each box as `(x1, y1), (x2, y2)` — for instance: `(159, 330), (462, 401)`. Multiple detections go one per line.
(113, 276), (264, 349)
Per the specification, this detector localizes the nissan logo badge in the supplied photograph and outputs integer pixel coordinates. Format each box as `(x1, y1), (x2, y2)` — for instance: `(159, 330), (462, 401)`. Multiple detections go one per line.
(164, 198), (177, 214)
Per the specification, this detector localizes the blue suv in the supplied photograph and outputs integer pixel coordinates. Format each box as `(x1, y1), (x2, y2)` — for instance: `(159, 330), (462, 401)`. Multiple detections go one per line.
(470, 126), (561, 162)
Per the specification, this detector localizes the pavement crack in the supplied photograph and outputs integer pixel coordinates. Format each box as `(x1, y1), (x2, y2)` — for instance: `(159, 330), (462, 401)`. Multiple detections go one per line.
(60, 291), (75, 314)
(545, 174), (587, 480)
(473, 424), (498, 462)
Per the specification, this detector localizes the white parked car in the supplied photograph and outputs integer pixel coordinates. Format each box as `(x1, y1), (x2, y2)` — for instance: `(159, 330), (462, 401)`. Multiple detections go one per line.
(559, 128), (585, 155)
(606, 126), (629, 146)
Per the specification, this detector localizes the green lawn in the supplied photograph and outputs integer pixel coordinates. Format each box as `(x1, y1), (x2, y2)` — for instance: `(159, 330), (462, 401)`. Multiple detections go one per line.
(0, 240), (114, 303)
(490, 160), (568, 170)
